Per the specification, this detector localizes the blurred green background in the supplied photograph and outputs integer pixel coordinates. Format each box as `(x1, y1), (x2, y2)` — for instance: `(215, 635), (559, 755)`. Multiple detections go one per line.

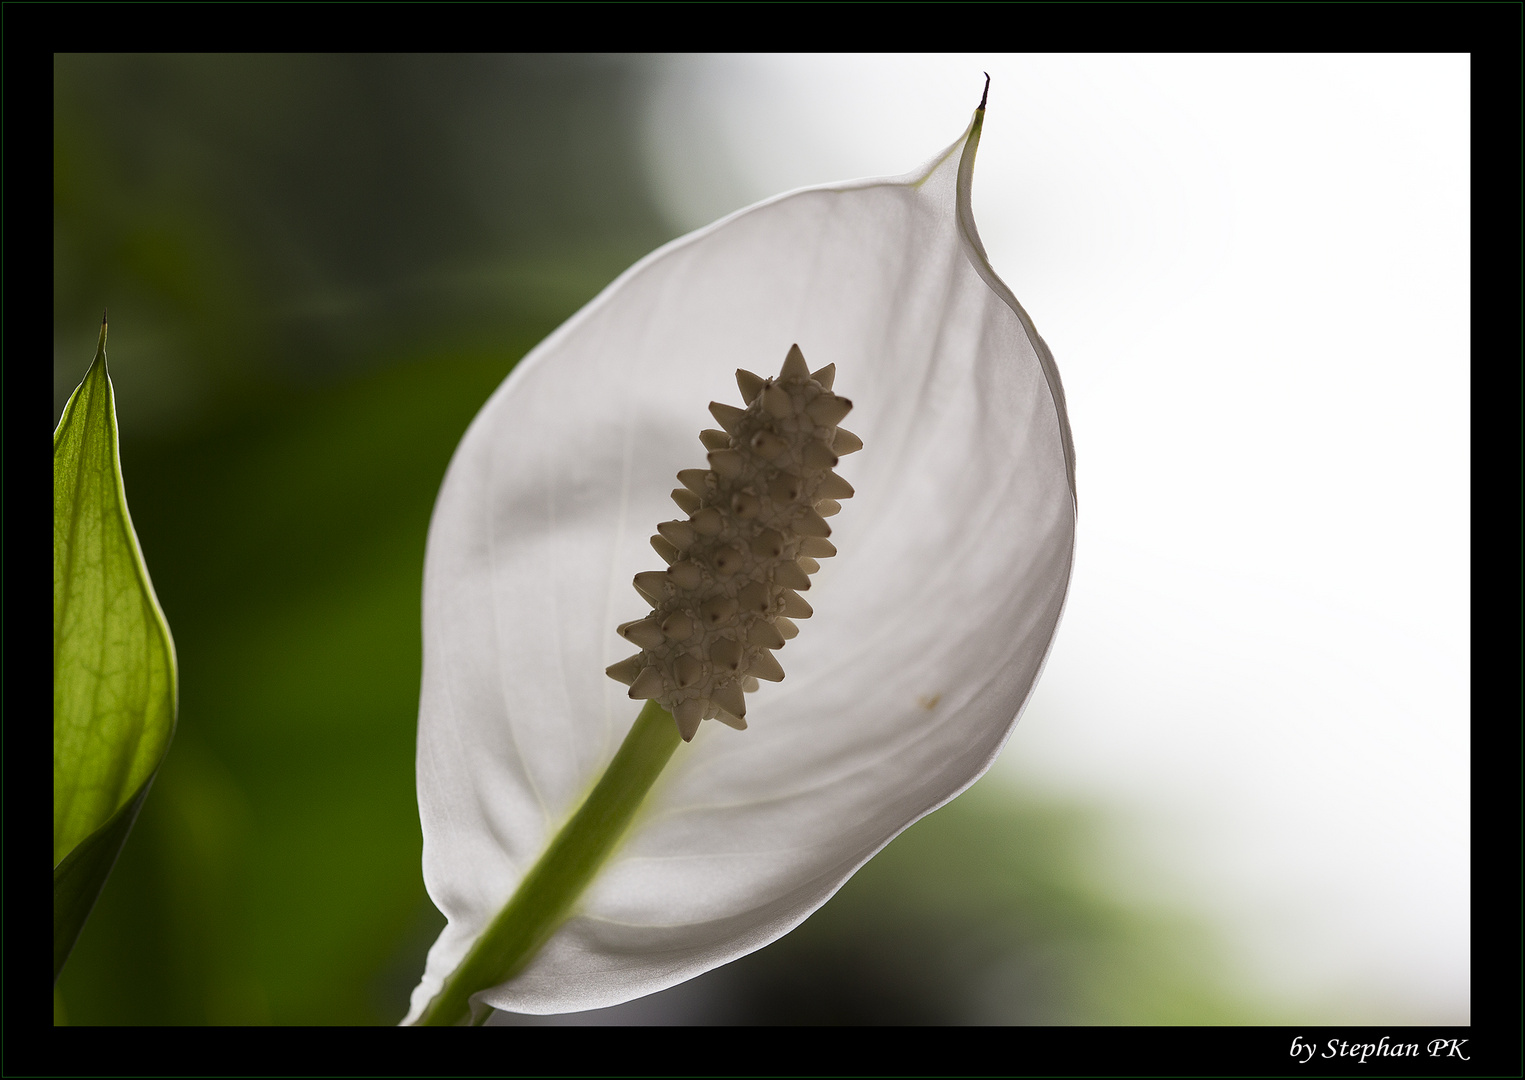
(54, 54), (1266, 1025)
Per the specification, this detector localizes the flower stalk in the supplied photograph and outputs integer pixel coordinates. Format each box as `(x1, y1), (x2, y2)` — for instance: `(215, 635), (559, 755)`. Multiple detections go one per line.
(414, 699), (680, 1026)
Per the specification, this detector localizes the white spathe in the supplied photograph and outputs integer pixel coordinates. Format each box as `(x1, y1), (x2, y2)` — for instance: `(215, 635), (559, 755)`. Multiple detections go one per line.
(406, 107), (1076, 1020)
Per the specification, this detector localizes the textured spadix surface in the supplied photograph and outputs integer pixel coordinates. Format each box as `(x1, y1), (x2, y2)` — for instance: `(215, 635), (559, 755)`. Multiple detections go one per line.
(607, 343), (859, 742)
(408, 108), (1076, 1020)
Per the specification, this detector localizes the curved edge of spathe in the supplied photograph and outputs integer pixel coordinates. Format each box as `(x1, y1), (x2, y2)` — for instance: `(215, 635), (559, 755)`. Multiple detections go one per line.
(944, 100), (1080, 830)
(954, 107), (1078, 514)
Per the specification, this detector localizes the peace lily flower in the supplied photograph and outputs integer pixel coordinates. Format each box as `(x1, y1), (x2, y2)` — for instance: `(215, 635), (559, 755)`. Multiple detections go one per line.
(406, 87), (1076, 1024)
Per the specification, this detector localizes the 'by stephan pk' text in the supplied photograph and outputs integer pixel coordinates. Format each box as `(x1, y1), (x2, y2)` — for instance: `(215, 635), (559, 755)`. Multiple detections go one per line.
(1290, 1037), (1469, 1065)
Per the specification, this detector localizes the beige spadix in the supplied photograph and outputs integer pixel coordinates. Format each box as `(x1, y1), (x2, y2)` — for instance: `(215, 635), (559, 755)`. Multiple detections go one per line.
(606, 344), (859, 741)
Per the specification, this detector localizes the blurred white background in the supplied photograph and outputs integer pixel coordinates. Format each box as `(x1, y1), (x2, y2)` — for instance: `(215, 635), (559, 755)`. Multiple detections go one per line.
(640, 54), (1470, 1023)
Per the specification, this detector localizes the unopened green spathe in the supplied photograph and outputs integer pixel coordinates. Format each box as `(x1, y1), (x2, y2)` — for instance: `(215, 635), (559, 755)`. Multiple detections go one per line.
(54, 316), (178, 980)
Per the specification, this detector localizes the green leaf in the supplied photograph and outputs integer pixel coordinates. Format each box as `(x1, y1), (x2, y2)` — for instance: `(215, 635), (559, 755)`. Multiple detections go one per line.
(54, 317), (178, 981)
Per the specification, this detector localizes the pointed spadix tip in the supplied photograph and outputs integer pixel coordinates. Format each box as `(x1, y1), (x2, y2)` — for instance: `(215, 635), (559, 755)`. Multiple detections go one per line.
(780, 344), (810, 381)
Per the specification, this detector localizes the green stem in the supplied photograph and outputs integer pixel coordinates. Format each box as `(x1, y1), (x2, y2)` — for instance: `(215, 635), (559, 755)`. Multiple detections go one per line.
(414, 700), (682, 1026)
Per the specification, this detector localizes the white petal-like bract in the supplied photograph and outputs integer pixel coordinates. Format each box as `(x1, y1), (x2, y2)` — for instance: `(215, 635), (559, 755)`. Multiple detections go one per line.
(407, 106), (1076, 1020)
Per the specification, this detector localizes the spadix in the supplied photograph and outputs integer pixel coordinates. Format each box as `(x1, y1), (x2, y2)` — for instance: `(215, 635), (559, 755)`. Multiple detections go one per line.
(606, 345), (858, 742)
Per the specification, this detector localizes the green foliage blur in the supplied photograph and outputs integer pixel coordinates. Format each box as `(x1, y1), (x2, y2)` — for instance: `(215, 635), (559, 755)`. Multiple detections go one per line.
(55, 54), (1264, 1025)
(54, 53), (674, 1026)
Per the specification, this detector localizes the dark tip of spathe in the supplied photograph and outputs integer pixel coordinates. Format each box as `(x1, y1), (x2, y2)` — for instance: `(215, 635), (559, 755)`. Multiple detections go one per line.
(979, 73), (990, 112)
